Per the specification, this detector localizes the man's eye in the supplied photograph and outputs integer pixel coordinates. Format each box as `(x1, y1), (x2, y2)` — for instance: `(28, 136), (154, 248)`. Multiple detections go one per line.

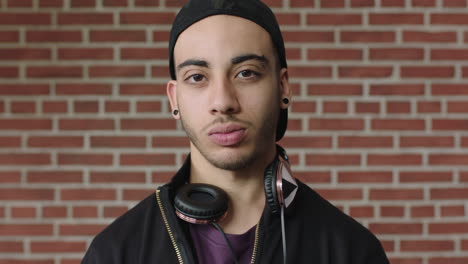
(186, 74), (205, 82)
(237, 70), (258, 79)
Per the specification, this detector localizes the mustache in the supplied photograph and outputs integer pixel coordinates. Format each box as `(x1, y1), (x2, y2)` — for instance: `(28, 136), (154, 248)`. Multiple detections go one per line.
(201, 115), (252, 132)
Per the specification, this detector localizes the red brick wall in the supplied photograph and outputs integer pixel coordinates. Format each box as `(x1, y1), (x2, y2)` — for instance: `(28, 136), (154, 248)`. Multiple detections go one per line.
(1, 0), (468, 263)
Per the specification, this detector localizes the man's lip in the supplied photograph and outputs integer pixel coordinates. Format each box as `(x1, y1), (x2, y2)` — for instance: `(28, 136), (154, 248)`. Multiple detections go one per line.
(208, 124), (246, 135)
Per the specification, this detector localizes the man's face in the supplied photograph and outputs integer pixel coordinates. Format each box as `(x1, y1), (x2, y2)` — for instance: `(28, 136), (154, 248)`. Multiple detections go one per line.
(167, 15), (290, 171)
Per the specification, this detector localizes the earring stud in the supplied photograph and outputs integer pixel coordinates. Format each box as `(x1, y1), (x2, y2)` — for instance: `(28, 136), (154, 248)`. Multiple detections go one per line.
(173, 109), (179, 115)
(282, 98), (289, 104)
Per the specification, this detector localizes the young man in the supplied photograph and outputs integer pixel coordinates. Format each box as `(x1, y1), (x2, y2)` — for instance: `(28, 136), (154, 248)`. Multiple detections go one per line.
(82, 0), (390, 263)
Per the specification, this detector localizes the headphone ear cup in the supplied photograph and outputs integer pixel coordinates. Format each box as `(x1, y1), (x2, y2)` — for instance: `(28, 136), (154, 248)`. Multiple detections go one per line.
(174, 183), (228, 224)
(264, 158), (280, 214)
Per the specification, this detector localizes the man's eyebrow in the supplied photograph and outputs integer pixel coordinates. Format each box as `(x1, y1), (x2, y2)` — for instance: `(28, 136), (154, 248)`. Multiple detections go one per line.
(176, 59), (209, 72)
(231, 54), (269, 66)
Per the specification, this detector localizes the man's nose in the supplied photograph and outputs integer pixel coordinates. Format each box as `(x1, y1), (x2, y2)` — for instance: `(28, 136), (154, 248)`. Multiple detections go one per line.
(209, 78), (241, 115)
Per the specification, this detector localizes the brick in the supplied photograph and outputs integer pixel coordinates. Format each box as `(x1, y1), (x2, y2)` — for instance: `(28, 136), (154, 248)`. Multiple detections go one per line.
(370, 48), (424, 60)
(286, 48), (301, 60)
(56, 83), (112, 95)
(400, 171), (452, 183)
(447, 101), (468, 113)
(11, 207), (36, 218)
(26, 30), (82, 42)
(432, 49), (468, 60)
(463, 239), (468, 249)
(432, 84), (468, 95)
(11, 101), (36, 113)
(350, 0), (375, 6)
(58, 13), (113, 25)
(291, 0), (314, 6)
(308, 49), (362, 61)
(411, 206), (434, 218)
(290, 101), (317, 113)
(276, 13), (301, 25)
(89, 66), (145, 78)
(59, 224), (106, 235)
(61, 189), (116, 200)
(27, 171), (82, 183)
(42, 206), (67, 218)
(123, 188), (154, 200)
(152, 171), (175, 183)
(103, 0), (127, 6)
(341, 31), (395, 42)
(0, 241), (23, 252)
(59, 48), (113, 60)
(104, 100), (128, 113)
(152, 65), (171, 78)
(282, 31), (334, 43)
(380, 206), (405, 217)
(0, 171), (21, 183)
(403, 30), (457, 43)
(429, 223), (468, 234)
(91, 136), (146, 148)
(0, 154), (50, 165)
(293, 171), (331, 183)
(429, 257), (468, 264)
(28, 136), (83, 148)
(43, 101), (67, 113)
(104, 206), (128, 218)
(90, 30), (146, 42)
(137, 101), (162, 112)
(0, 188), (54, 200)
(306, 154), (360, 166)
(152, 136), (192, 148)
(431, 13), (468, 24)
(308, 84), (362, 96)
(402, 66), (455, 78)
(7, 0), (33, 7)
(0, 136), (21, 148)
(370, 223), (422, 234)
(461, 172), (468, 182)
(402, 240), (453, 251)
(120, 153), (175, 166)
(371, 188), (423, 200)
(338, 171), (393, 183)
(121, 118), (176, 130)
(355, 102), (380, 113)
(135, 0), (159, 6)
(31, 241), (86, 253)
(58, 153), (113, 165)
(412, 0), (435, 6)
(368, 154), (422, 166)
(121, 48), (167, 60)
(39, 0), (63, 7)
(0, 224), (53, 236)
(119, 84), (166, 95)
(0, 13), (51, 25)
(0, 48), (51, 60)
(315, 189), (363, 200)
(431, 188), (468, 199)
(120, 12), (175, 24)
(370, 13), (424, 25)
(339, 66), (393, 78)
(430, 154), (468, 165)
(441, 205), (465, 216)
(323, 101), (347, 113)
(463, 67), (468, 78)
(71, 0), (95, 7)
(73, 206), (98, 218)
(0, 31), (19, 42)
(338, 136), (393, 148)
(320, 0), (344, 7)
(350, 206), (374, 218)
(279, 136), (331, 148)
(90, 171), (146, 183)
(417, 101), (440, 113)
(307, 14), (361, 25)
(0, 260), (53, 264)
(0, 66), (18, 78)
(372, 119), (425, 130)
(387, 101), (410, 114)
(443, 0), (466, 7)
(433, 119), (468, 130)
(59, 119), (114, 130)
(27, 66), (82, 78)
(153, 30), (170, 42)
(0, 119), (51, 130)
(309, 118), (364, 130)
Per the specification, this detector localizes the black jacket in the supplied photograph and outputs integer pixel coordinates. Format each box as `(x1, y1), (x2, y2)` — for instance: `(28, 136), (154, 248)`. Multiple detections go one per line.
(82, 156), (390, 264)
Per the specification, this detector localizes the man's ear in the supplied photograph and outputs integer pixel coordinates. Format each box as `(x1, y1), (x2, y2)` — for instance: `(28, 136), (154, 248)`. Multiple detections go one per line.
(166, 80), (180, 119)
(279, 68), (291, 109)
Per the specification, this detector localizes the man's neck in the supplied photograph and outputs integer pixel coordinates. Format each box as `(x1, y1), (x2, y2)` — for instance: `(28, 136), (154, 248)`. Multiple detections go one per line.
(189, 147), (275, 234)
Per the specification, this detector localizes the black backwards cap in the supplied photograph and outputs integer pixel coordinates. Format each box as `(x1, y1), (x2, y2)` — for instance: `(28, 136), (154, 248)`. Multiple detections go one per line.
(168, 0), (288, 141)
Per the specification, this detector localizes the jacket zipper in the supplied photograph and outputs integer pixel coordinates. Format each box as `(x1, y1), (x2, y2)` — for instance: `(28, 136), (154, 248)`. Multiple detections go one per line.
(250, 222), (260, 264)
(155, 189), (184, 264)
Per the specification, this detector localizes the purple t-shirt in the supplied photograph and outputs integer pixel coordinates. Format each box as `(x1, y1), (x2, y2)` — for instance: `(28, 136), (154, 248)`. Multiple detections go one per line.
(189, 224), (256, 264)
